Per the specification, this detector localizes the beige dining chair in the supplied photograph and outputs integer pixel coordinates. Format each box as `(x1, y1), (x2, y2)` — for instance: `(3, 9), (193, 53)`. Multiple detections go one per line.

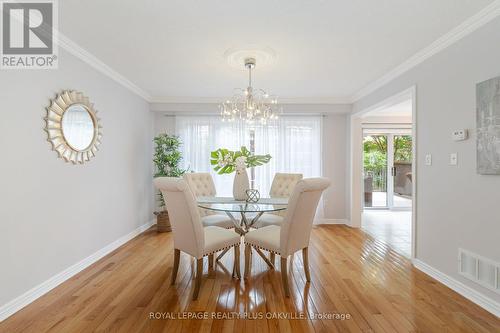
(154, 177), (241, 300)
(243, 177), (330, 297)
(183, 173), (234, 229)
(253, 173), (303, 228)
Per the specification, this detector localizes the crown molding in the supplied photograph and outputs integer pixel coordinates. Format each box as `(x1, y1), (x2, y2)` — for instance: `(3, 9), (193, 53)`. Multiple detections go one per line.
(350, 0), (500, 103)
(149, 95), (352, 105)
(56, 33), (152, 101)
(54, 1), (500, 106)
(151, 102), (351, 114)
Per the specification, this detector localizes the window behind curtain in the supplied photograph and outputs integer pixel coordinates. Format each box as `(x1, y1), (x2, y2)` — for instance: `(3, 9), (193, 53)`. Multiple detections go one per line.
(176, 116), (322, 197)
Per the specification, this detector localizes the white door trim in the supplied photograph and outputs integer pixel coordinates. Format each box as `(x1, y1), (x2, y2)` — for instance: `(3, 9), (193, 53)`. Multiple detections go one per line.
(387, 134), (395, 208)
(350, 86), (417, 259)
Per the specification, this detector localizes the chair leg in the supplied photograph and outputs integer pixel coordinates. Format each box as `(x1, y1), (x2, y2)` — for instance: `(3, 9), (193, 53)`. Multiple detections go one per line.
(208, 254), (214, 277)
(193, 258), (203, 300)
(233, 245), (241, 279)
(244, 244), (251, 279)
(281, 257), (290, 297)
(302, 247), (311, 282)
(171, 248), (180, 285)
(255, 247), (275, 269)
(270, 253), (275, 265)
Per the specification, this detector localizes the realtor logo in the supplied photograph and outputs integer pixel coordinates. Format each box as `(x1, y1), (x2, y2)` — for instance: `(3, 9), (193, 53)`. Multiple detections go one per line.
(1, 0), (58, 69)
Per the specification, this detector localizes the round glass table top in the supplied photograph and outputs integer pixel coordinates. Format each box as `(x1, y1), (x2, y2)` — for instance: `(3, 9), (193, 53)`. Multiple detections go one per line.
(198, 202), (287, 213)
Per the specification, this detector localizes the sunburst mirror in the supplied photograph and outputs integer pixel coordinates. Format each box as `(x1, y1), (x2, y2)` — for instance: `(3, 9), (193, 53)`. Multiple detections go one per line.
(44, 90), (102, 164)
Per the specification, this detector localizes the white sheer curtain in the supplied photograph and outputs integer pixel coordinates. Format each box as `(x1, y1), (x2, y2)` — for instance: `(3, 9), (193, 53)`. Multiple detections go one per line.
(176, 116), (322, 207)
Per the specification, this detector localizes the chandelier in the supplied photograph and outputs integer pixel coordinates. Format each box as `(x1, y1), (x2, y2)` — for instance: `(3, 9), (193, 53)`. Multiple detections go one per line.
(219, 57), (282, 124)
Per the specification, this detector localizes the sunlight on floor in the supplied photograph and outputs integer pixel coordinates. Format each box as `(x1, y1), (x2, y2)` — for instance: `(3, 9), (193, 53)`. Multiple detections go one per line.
(371, 192), (412, 208)
(362, 210), (411, 257)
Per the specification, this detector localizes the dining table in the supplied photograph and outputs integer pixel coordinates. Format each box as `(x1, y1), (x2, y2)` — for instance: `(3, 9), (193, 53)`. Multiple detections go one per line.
(197, 196), (288, 267)
(197, 196), (288, 235)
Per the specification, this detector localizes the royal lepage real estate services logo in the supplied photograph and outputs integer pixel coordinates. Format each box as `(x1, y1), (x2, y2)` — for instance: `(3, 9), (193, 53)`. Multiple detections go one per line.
(1, 0), (58, 69)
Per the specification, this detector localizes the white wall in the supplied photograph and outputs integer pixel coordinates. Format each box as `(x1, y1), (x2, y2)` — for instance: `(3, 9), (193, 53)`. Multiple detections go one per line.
(352, 16), (500, 303)
(322, 114), (348, 221)
(0, 49), (154, 308)
(154, 113), (175, 135)
(151, 104), (351, 221)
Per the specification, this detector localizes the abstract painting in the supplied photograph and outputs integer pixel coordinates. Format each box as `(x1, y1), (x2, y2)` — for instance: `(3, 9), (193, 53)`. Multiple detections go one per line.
(477, 76), (500, 174)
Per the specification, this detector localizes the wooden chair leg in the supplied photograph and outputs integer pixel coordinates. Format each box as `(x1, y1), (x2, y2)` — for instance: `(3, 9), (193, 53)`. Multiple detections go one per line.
(270, 253), (275, 265)
(281, 257), (290, 297)
(171, 249), (180, 285)
(233, 245), (241, 279)
(208, 254), (214, 277)
(302, 247), (311, 282)
(244, 244), (251, 279)
(193, 258), (203, 300)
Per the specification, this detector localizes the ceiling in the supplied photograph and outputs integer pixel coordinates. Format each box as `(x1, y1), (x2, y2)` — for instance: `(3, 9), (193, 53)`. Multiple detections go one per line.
(363, 99), (413, 118)
(59, 0), (495, 103)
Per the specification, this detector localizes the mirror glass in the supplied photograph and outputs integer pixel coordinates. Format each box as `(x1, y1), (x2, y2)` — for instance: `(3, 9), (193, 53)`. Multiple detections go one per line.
(61, 104), (95, 151)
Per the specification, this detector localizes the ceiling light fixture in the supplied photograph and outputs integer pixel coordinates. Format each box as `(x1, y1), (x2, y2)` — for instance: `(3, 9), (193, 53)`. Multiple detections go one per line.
(219, 57), (282, 124)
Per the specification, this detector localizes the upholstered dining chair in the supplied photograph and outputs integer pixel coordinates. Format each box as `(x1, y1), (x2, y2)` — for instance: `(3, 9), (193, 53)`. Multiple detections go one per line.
(183, 173), (234, 229)
(154, 177), (241, 300)
(253, 173), (303, 228)
(243, 177), (330, 297)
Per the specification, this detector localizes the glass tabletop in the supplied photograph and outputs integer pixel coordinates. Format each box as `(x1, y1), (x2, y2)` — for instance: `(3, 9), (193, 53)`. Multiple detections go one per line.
(197, 196), (288, 205)
(198, 202), (287, 213)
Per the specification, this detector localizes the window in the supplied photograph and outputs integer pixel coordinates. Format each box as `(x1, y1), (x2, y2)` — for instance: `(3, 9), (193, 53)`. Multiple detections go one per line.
(175, 115), (322, 197)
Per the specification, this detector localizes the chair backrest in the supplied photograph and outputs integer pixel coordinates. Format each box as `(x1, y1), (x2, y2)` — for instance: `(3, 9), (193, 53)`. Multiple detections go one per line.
(280, 177), (330, 256)
(154, 177), (205, 258)
(269, 173), (303, 198)
(183, 173), (217, 216)
(183, 173), (217, 197)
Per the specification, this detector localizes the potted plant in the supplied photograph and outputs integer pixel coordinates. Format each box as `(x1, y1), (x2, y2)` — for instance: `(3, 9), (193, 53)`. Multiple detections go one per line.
(153, 134), (187, 232)
(210, 146), (271, 200)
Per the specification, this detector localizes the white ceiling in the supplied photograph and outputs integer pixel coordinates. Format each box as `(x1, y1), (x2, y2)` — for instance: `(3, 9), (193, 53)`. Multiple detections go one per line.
(363, 99), (413, 118)
(60, 0), (495, 103)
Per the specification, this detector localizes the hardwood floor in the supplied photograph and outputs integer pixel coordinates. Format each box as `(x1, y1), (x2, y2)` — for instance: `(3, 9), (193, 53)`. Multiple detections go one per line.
(1, 225), (498, 332)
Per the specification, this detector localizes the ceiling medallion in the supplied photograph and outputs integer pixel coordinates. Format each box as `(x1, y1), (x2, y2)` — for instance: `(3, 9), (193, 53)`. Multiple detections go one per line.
(224, 46), (277, 69)
(219, 57), (282, 124)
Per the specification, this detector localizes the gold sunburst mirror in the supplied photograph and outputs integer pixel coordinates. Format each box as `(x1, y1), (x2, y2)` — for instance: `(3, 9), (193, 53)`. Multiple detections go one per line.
(44, 90), (102, 164)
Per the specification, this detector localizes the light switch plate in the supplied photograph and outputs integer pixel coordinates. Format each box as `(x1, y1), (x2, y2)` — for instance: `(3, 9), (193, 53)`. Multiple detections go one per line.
(450, 153), (458, 165)
(451, 129), (468, 141)
(425, 154), (432, 166)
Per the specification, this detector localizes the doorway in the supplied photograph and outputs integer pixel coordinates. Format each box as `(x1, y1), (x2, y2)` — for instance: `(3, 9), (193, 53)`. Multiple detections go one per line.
(362, 129), (413, 257)
(349, 86), (416, 258)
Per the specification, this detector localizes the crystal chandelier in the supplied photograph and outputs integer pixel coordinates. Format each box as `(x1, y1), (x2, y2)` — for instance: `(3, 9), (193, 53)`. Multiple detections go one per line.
(220, 57), (282, 124)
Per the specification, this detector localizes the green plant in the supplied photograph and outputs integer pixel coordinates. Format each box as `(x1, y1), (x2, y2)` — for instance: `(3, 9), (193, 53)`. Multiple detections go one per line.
(153, 134), (187, 206)
(210, 146), (271, 175)
(363, 135), (412, 165)
(363, 135), (412, 191)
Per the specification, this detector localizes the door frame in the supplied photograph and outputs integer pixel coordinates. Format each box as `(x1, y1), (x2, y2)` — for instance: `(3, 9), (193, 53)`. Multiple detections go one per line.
(349, 86), (417, 259)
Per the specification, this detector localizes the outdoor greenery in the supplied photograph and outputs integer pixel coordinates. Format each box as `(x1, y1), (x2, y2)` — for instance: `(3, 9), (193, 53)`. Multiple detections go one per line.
(153, 134), (187, 206)
(364, 135), (412, 191)
(210, 146), (271, 175)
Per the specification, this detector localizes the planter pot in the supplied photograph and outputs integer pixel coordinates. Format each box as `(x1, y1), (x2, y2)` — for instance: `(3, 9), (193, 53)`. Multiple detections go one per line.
(233, 168), (250, 201)
(154, 210), (171, 232)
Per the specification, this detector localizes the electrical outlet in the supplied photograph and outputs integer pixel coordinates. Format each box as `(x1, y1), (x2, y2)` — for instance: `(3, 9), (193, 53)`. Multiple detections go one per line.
(425, 154), (432, 166)
(450, 153), (458, 165)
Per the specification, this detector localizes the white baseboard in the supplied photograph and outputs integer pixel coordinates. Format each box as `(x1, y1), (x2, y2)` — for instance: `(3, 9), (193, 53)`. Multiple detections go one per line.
(0, 219), (156, 322)
(314, 218), (348, 225)
(412, 259), (500, 318)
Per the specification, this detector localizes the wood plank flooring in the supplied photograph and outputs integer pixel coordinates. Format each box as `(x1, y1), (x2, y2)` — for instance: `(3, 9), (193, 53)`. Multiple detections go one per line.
(0, 225), (498, 332)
